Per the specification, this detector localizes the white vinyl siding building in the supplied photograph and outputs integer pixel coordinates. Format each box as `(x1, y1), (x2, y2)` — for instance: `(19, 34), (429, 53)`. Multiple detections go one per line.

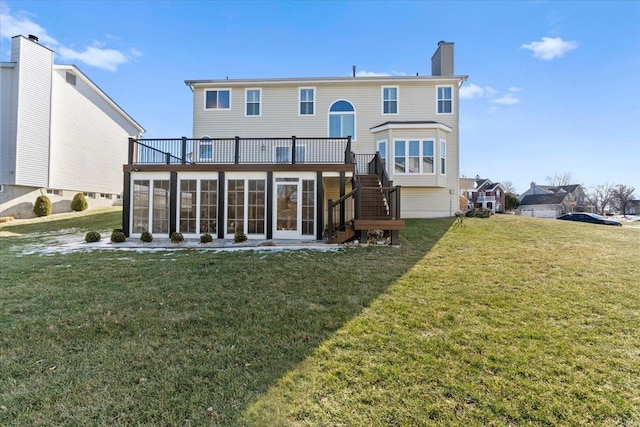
(0, 35), (144, 218)
(185, 41), (465, 218)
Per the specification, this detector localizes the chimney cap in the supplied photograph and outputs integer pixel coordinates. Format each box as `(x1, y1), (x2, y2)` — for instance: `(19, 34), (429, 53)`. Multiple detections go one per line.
(28, 34), (39, 42)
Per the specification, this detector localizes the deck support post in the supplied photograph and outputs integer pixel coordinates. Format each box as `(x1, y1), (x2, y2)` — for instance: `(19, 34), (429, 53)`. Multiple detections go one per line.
(266, 171), (273, 239)
(316, 171), (324, 240)
(169, 171), (178, 235)
(122, 171), (131, 236)
(217, 172), (225, 239)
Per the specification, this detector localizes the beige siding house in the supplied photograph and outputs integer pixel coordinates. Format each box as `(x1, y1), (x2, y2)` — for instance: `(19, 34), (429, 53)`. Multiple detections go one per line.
(0, 35), (144, 218)
(123, 41), (466, 243)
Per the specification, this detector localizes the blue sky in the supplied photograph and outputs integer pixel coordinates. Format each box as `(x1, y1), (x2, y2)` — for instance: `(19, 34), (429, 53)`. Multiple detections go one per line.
(2, 0), (639, 195)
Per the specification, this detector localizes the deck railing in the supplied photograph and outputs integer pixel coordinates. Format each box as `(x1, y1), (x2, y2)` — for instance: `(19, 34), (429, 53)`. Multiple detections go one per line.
(128, 136), (352, 166)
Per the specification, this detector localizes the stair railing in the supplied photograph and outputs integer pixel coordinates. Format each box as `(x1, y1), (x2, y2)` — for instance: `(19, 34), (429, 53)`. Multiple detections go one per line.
(327, 188), (359, 241)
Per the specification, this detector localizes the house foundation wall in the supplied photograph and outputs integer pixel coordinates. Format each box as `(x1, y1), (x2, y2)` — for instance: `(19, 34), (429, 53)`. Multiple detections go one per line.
(0, 185), (121, 218)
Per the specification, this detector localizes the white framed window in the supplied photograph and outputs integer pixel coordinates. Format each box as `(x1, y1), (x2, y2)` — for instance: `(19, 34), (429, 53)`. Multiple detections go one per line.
(225, 174), (266, 238)
(198, 136), (212, 161)
(377, 140), (387, 169)
(423, 140), (434, 173)
(299, 87), (315, 115)
(274, 145), (306, 163)
(437, 86), (453, 114)
(382, 86), (398, 115)
(46, 189), (61, 196)
(440, 140), (447, 175)
(328, 100), (355, 140)
(204, 89), (231, 110)
(245, 88), (261, 116)
(393, 140), (435, 174)
(100, 193), (112, 199)
(132, 176), (170, 235)
(0, 184), (4, 193)
(84, 192), (96, 198)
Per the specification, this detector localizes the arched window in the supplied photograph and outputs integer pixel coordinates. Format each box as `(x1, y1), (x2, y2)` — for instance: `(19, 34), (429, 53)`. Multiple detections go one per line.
(329, 100), (355, 139)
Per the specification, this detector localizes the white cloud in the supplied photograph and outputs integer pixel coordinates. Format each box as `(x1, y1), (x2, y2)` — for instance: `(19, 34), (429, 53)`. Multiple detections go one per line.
(522, 37), (578, 60)
(0, 3), (58, 46)
(58, 45), (129, 72)
(460, 83), (485, 99)
(460, 84), (502, 99)
(356, 70), (390, 77)
(0, 2), (138, 72)
(492, 94), (521, 105)
(509, 87), (522, 92)
(484, 86), (498, 97)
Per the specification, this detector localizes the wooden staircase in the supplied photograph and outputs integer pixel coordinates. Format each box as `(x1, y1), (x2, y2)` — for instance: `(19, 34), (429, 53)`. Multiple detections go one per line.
(330, 174), (404, 244)
(358, 174), (389, 219)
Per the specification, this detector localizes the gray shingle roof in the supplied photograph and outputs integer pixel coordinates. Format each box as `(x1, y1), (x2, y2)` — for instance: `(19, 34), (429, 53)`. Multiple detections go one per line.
(520, 193), (569, 206)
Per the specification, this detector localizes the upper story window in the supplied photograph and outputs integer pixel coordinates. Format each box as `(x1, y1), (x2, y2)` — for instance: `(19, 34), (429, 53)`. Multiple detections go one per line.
(382, 86), (398, 114)
(440, 140), (447, 174)
(329, 100), (355, 139)
(377, 140), (387, 168)
(299, 88), (315, 115)
(246, 89), (261, 116)
(205, 89), (231, 110)
(394, 140), (435, 174)
(199, 136), (212, 161)
(437, 86), (453, 114)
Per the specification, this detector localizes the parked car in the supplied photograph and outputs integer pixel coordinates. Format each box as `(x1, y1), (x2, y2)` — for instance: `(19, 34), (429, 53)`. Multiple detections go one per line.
(557, 213), (622, 226)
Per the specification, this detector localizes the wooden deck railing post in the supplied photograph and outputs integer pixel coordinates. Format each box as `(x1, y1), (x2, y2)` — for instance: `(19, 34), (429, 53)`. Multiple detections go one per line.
(345, 136), (352, 164)
(128, 137), (135, 165)
(234, 136), (240, 164)
(181, 137), (187, 164)
(291, 136), (296, 164)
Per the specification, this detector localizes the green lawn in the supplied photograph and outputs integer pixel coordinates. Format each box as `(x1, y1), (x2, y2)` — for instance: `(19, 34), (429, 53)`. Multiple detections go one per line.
(1, 210), (638, 426)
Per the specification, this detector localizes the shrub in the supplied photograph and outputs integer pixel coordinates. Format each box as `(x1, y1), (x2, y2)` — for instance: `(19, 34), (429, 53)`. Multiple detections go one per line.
(234, 230), (247, 243)
(33, 195), (52, 217)
(111, 231), (126, 243)
(140, 231), (153, 243)
(71, 193), (88, 211)
(170, 232), (184, 243)
(85, 231), (101, 243)
(200, 233), (213, 243)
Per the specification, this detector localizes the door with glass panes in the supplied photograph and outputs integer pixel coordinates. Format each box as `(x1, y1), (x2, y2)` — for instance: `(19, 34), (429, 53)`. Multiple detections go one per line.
(273, 177), (315, 239)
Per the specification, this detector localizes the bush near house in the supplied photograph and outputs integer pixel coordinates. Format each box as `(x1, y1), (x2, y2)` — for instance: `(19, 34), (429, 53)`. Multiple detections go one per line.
(33, 195), (52, 217)
(234, 230), (247, 243)
(110, 229), (126, 243)
(140, 231), (153, 243)
(170, 232), (184, 243)
(71, 193), (89, 212)
(84, 231), (101, 243)
(466, 207), (492, 218)
(200, 233), (213, 243)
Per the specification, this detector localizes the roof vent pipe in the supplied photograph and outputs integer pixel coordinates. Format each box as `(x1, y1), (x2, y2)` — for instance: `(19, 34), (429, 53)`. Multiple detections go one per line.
(28, 34), (39, 42)
(352, 65), (356, 77)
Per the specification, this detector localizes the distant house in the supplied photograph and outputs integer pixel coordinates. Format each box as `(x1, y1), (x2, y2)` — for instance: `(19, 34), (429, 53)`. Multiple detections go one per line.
(0, 35), (144, 218)
(628, 200), (640, 215)
(459, 176), (506, 213)
(122, 41), (468, 243)
(518, 181), (590, 218)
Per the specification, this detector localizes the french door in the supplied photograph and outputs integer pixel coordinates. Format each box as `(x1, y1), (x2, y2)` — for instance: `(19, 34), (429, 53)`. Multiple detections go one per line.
(273, 177), (315, 239)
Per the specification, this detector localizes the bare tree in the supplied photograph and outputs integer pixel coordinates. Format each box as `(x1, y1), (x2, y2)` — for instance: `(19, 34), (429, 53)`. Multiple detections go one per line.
(613, 184), (636, 216)
(587, 183), (615, 215)
(545, 172), (573, 187)
(500, 180), (517, 194)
